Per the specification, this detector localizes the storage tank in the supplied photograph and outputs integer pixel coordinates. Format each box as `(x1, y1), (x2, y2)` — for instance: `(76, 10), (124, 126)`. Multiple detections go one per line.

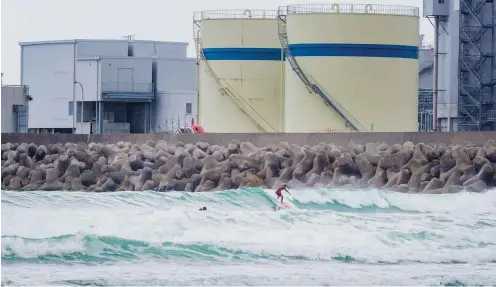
(195, 10), (283, 133)
(280, 4), (420, 132)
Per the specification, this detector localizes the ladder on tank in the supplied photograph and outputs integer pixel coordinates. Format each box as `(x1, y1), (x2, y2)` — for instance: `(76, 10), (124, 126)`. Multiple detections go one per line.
(193, 18), (278, 133)
(277, 12), (367, 132)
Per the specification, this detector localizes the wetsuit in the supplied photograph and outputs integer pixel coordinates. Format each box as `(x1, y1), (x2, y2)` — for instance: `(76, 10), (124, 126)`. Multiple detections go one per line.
(275, 186), (286, 203)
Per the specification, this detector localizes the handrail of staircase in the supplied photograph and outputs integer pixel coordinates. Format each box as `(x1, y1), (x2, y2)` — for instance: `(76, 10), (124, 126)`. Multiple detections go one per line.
(305, 74), (368, 131)
(277, 14), (367, 132)
(199, 45), (279, 132)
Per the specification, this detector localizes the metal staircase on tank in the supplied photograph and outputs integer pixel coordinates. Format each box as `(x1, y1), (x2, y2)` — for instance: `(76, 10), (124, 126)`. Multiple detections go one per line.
(458, 0), (495, 131)
(193, 16), (278, 133)
(277, 11), (367, 132)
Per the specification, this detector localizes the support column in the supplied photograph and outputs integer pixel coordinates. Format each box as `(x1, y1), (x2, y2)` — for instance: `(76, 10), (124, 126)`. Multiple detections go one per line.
(99, 101), (104, 134)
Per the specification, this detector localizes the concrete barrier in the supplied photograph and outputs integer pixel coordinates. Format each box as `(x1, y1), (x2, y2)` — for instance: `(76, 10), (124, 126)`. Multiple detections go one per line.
(2, 132), (496, 147)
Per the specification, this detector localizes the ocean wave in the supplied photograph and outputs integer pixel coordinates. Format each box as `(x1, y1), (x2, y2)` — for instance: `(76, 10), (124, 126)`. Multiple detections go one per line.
(2, 188), (496, 286)
(2, 232), (496, 265)
(2, 188), (496, 215)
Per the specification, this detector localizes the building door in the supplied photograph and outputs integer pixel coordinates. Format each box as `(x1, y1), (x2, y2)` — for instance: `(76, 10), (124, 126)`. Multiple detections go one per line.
(117, 68), (134, 92)
(14, 105), (27, 133)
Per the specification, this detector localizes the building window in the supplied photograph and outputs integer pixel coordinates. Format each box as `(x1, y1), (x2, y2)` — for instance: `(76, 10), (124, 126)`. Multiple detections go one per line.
(69, 101), (74, 116)
(438, 0), (444, 3)
(186, 103), (192, 115)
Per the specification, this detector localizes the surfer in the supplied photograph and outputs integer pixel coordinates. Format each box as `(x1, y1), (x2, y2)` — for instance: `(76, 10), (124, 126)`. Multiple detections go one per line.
(275, 183), (291, 203)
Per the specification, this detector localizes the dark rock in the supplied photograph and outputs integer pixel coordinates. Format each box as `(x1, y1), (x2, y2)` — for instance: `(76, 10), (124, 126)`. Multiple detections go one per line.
(466, 180), (487, 193)
(39, 168), (63, 191)
(355, 154), (375, 180)
(9, 177), (22, 190)
(422, 178), (445, 193)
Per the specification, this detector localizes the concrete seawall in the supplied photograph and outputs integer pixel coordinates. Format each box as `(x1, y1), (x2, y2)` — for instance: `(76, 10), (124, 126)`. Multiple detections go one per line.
(2, 132), (496, 147)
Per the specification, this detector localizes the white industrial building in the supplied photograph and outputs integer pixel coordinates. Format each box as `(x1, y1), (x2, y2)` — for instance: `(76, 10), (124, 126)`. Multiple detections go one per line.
(1, 85), (31, 133)
(423, 0), (495, 132)
(20, 39), (196, 134)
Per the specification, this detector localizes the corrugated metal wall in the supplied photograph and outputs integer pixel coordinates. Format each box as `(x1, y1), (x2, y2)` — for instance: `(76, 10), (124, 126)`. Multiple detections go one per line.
(154, 42), (187, 59)
(75, 59), (99, 101)
(21, 43), (75, 129)
(152, 91), (195, 130)
(132, 41), (187, 59)
(76, 40), (128, 57)
(155, 58), (196, 92)
(1, 86), (28, 133)
(100, 58), (153, 85)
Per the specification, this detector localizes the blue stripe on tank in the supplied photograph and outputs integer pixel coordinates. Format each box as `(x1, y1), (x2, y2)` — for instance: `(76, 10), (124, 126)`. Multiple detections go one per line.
(202, 48), (283, 61)
(202, 44), (418, 61)
(288, 43), (419, 59)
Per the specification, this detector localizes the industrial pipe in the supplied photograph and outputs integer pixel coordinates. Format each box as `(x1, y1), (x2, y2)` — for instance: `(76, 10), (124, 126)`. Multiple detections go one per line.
(196, 29), (201, 124)
(74, 81), (84, 134)
(433, 16), (439, 132)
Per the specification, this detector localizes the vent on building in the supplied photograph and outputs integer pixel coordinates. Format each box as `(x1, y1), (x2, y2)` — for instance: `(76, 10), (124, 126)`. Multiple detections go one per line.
(186, 103), (192, 115)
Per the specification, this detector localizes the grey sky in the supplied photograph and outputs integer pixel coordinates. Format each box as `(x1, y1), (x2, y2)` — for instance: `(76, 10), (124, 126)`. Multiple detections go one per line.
(1, 0), (431, 85)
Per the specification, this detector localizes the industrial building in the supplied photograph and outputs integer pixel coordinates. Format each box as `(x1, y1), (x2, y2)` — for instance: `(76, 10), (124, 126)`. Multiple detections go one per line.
(195, 4), (421, 133)
(424, 0), (495, 131)
(1, 85), (31, 133)
(20, 39), (196, 134)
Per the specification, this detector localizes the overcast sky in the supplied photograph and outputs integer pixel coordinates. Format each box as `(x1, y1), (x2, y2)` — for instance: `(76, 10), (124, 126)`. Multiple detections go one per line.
(1, 0), (431, 85)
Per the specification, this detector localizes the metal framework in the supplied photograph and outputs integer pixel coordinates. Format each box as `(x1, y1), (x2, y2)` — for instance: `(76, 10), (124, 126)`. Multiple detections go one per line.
(418, 89), (434, 131)
(277, 6), (367, 131)
(458, 0), (495, 131)
(152, 116), (196, 133)
(192, 12), (278, 133)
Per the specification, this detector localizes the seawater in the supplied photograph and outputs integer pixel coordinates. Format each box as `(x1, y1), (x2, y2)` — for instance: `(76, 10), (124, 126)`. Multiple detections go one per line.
(2, 188), (496, 286)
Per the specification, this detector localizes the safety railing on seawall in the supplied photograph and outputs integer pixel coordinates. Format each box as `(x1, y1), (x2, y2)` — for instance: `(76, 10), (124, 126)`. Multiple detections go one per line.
(152, 117), (196, 134)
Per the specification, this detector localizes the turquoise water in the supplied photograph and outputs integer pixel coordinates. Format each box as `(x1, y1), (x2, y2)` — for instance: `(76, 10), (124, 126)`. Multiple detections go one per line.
(2, 188), (496, 286)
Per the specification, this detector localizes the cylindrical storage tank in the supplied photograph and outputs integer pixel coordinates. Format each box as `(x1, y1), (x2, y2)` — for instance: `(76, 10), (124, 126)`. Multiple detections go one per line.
(196, 10), (284, 133)
(283, 4), (420, 132)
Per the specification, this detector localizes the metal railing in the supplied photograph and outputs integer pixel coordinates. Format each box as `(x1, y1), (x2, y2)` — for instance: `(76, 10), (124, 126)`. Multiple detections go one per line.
(418, 111), (434, 132)
(486, 110), (496, 122)
(200, 47), (279, 132)
(284, 4), (419, 17)
(277, 12), (367, 132)
(194, 9), (278, 21)
(101, 82), (154, 93)
(152, 117), (196, 133)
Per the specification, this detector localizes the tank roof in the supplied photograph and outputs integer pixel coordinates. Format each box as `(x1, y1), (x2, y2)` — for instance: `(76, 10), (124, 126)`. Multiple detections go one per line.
(281, 4), (419, 17)
(19, 39), (188, 47)
(194, 9), (278, 20)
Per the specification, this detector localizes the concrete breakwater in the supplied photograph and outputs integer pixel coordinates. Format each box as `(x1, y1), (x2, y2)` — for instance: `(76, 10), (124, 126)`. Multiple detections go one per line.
(3, 132), (496, 146)
(1, 137), (496, 193)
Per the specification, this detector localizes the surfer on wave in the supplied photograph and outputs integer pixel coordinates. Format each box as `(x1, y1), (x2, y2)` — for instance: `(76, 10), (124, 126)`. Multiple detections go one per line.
(275, 183), (291, 203)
